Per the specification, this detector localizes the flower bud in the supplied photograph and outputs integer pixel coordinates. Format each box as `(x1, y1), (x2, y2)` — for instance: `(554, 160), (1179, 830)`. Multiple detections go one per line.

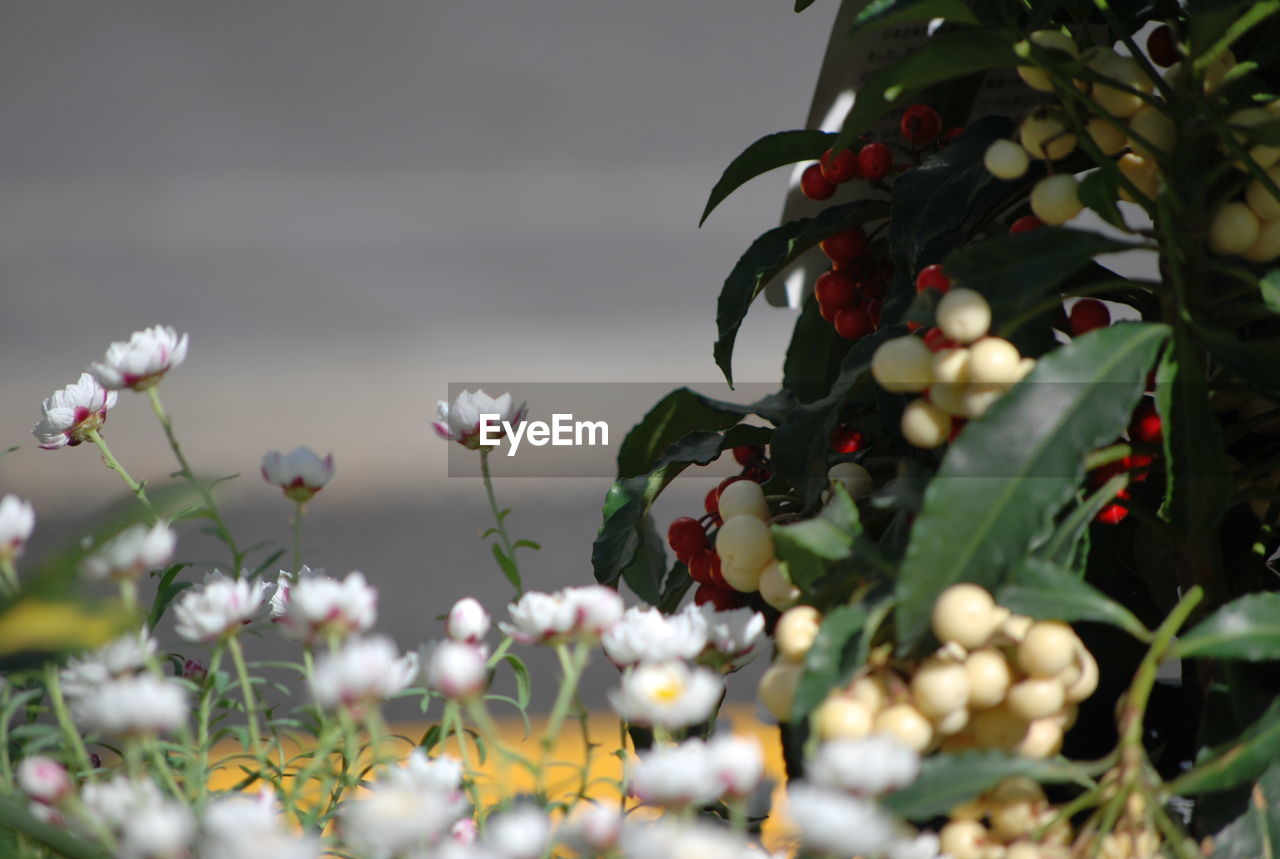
(18, 757), (72, 805)
(423, 640), (488, 700)
(446, 597), (491, 644)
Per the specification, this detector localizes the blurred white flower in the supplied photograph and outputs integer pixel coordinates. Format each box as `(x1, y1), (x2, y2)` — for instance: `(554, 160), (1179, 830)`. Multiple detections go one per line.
(786, 783), (897, 858)
(261, 447), (334, 503)
(200, 788), (321, 859)
(17, 756), (72, 805)
(609, 661), (723, 730)
(433, 389), (526, 450)
(80, 776), (193, 859)
(808, 736), (921, 796)
(71, 674), (187, 737)
(33, 373), (118, 450)
(696, 605), (766, 671)
(0, 495), (35, 563)
(61, 629), (157, 698)
(888, 832), (943, 859)
(501, 586), (623, 645)
(561, 804), (622, 854)
(449, 818), (477, 845)
(564, 585), (624, 640)
(272, 568), (377, 644)
(706, 734), (764, 799)
(628, 739), (721, 808)
(81, 523), (177, 582)
(617, 818), (749, 859)
(337, 749), (467, 858)
(446, 597), (490, 644)
(422, 640), (488, 700)
(311, 635), (418, 714)
(89, 325), (189, 391)
(174, 570), (271, 642)
(480, 805), (550, 859)
(602, 605), (707, 667)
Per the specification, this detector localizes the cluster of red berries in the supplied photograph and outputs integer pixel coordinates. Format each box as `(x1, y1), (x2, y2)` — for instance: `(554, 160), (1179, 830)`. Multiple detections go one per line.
(813, 228), (891, 340)
(666, 445), (772, 610)
(1089, 398), (1161, 525)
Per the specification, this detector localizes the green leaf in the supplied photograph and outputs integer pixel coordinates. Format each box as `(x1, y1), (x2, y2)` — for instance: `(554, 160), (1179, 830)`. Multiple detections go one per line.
(894, 323), (1169, 648)
(700, 130), (834, 226)
(848, 0), (979, 40)
(772, 485), (862, 590)
(783, 293), (855, 404)
(498, 653), (531, 710)
(1197, 325), (1280, 403)
(1260, 270), (1280, 314)
(1209, 762), (1280, 858)
(1190, 0), (1280, 73)
(999, 557), (1150, 641)
(883, 751), (1092, 820)
(794, 0), (818, 9)
(715, 200), (890, 386)
(1170, 697), (1280, 796)
(1036, 473), (1128, 570)
(834, 30), (1019, 153)
(1077, 171), (1125, 230)
(792, 604), (868, 723)
(1156, 327), (1231, 537)
(1177, 592), (1280, 661)
(490, 543), (521, 593)
(619, 514), (666, 605)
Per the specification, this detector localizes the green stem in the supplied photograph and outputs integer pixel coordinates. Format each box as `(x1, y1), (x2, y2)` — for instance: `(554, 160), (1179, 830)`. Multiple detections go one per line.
(538, 642), (590, 797)
(292, 501), (305, 578)
(0, 796), (110, 859)
(87, 429), (154, 517)
(193, 645), (224, 801)
(146, 738), (184, 801)
(45, 663), (92, 777)
(443, 701), (480, 807)
(480, 448), (522, 597)
(226, 634), (268, 780)
(0, 558), (18, 597)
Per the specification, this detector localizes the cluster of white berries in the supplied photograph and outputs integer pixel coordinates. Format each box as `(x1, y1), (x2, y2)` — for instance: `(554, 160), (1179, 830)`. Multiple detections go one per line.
(940, 776), (1073, 859)
(872, 291), (1036, 448)
(1207, 99), (1280, 261)
(711, 479), (784, 596)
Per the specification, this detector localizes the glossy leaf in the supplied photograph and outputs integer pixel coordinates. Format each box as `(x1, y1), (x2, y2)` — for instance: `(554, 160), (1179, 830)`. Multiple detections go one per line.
(848, 0), (979, 40)
(1169, 697), (1280, 796)
(772, 485), (862, 590)
(715, 200), (890, 386)
(999, 558), (1150, 641)
(895, 323), (1169, 648)
(1261, 269), (1280, 314)
(783, 293), (855, 404)
(1176, 592), (1280, 661)
(700, 130), (834, 226)
(1197, 324), (1280, 403)
(1209, 763), (1280, 858)
(943, 228), (1135, 306)
(884, 750), (1091, 820)
(792, 604), (868, 723)
(1077, 169), (1126, 230)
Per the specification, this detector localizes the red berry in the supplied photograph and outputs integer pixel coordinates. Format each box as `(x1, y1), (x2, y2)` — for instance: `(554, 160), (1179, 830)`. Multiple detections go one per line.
(667, 516), (707, 557)
(1147, 25), (1178, 68)
(732, 445), (764, 466)
(1130, 400), (1163, 445)
(834, 306), (874, 340)
(831, 425), (865, 454)
(742, 464), (772, 484)
(688, 549), (716, 586)
(713, 475), (748, 507)
(815, 270), (857, 309)
(915, 263), (951, 294)
(923, 326), (957, 353)
(865, 297), (884, 325)
(800, 164), (837, 200)
(694, 582), (740, 611)
(860, 276), (884, 300)
(1009, 215), (1044, 234)
(1069, 299), (1111, 336)
(941, 127), (965, 145)
(1123, 453), (1155, 482)
(1089, 459), (1127, 487)
(819, 303), (839, 323)
(819, 148), (859, 183)
(704, 487), (720, 515)
(900, 104), (943, 145)
(1096, 502), (1129, 525)
(907, 320), (923, 333)
(858, 143), (893, 180)
(820, 227), (868, 263)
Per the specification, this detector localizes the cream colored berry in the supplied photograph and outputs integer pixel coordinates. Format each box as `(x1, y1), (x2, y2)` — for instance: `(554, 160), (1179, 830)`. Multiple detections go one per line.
(717, 478), (769, 521)
(985, 139), (1031, 179)
(937, 288), (992, 345)
(932, 347), (971, 385)
(874, 703), (934, 752)
(1117, 152), (1160, 202)
(758, 662), (802, 722)
(720, 559), (764, 593)
(814, 696), (874, 741)
(1016, 30), (1078, 92)
(968, 338), (1022, 386)
(911, 654), (971, 717)
(1230, 107), (1280, 170)
(873, 336), (934, 393)
(1006, 677), (1066, 720)
(1020, 110), (1077, 161)
(758, 561), (800, 611)
(934, 706), (970, 736)
(902, 398), (953, 449)
(928, 381), (967, 417)
(965, 648), (1013, 709)
(1086, 116), (1128, 156)
(1243, 219), (1280, 264)
(715, 515), (772, 572)
(950, 798), (988, 821)
(776, 605), (822, 662)
(1015, 357), (1037, 383)
(989, 775), (1046, 807)
(1015, 716), (1064, 758)
(1002, 613), (1034, 641)
(1030, 175), (1082, 226)
(939, 819), (991, 859)
(1204, 49), (1237, 93)
(1245, 168), (1280, 220)
(849, 672), (889, 714)
(1017, 621), (1079, 677)
(1209, 202), (1261, 256)
(969, 704), (1030, 750)
(827, 461), (874, 499)
(960, 383), (1008, 420)
(932, 583), (999, 650)
(1085, 48), (1151, 118)
(1127, 105), (1175, 159)
(1064, 646), (1099, 703)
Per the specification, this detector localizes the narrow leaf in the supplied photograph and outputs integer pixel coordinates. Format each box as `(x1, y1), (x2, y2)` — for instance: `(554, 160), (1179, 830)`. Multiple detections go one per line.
(1177, 592), (1280, 661)
(1208, 762), (1280, 858)
(701, 130), (834, 226)
(884, 751), (1091, 820)
(792, 604), (868, 723)
(783, 293), (855, 404)
(1261, 270), (1280, 314)
(848, 0), (979, 41)
(1170, 697), (1280, 795)
(999, 558), (1150, 641)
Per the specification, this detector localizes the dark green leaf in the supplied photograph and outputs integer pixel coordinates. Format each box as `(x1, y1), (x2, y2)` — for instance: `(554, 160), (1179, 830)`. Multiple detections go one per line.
(999, 557), (1150, 640)
(1170, 697), (1280, 795)
(1177, 592), (1280, 661)
(1197, 325), (1280, 403)
(795, 0), (818, 9)
(616, 388), (748, 478)
(848, 0), (979, 40)
(716, 200), (890, 385)
(894, 323), (1169, 647)
(1189, 1), (1280, 73)
(700, 130), (834, 226)
(834, 30), (1019, 152)
(490, 543), (521, 593)
(884, 751), (1092, 820)
(1037, 473), (1128, 570)
(1260, 270), (1280, 314)
(792, 604), (868, 722)
(620, 514), (665, 605)
(498, 653), (531, 710)
(1077, 170), (1126, 229)
(1208, 762), (1280, 858)
(772, 485), (862, 590)
(783, 293), (855, 404)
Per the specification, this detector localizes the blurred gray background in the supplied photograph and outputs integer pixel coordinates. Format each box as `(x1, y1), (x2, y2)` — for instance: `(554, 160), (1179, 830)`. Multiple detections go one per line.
(0, 2), (837, 709)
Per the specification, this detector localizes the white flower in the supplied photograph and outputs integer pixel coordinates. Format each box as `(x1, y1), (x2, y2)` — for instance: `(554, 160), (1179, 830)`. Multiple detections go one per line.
(311, 635), (418, 714)
(449, 818), (477, 845)
(261, 447), (334, 503)
(696, 605), (766, 671)
(0, 495), (35, 563)
(608, 661), (723, 730)
(808, 736), (922, 796)
(564, 585), (624, 640)
(480, 805), (550, 859)
(272, 569), (377, 644)
(786, 783), (897, 858)
(81, 522), (177, 581)
(17, 756), (72, 804)
(561, 804), (622, 853)
(89, 325), (189, 391)
(446, 597), (490, 644)
(337, 750), (467, 859)
(602, 605), (707, 667)
(617, 818), (749, 859)
(80, 776), (193, 859)
(500, 586), (623, 645)
(61, 629), (156, 698)
(706, 734), (764, 799)
(200, 788), (321, 859)
(33, 373), (118, 450)
(888, 832), (943, 859)
(628, 739), (722, 807)
(433, 389), (526, 449)
(422, 640), (488, 700)
(173, 570), (271, 642)
(71, 674), (187, 737)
